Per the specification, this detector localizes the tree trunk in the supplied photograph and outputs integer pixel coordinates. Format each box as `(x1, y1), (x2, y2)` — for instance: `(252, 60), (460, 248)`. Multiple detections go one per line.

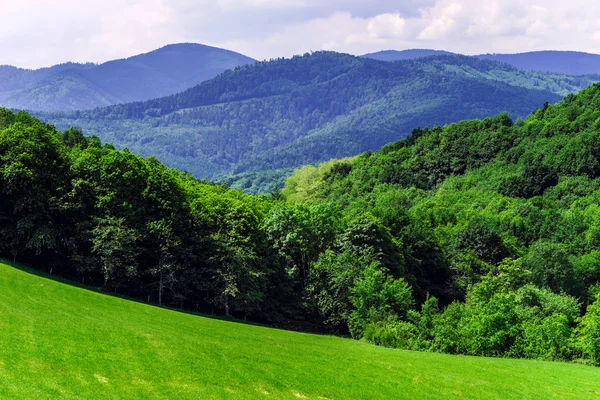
(158, 268), (163, 307)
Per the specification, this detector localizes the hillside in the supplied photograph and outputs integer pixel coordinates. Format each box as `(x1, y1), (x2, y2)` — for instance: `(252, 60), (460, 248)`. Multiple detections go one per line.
(3, 91), (600, 367)
(476, 51), (600, 75)
(362, 49), (600, 76)
(0, 43), (256, 111)
(38, 52), (599, 190)
(279, 83), (600, 362)
(361, 49), (456, 61)
(1, 261), (599, 399)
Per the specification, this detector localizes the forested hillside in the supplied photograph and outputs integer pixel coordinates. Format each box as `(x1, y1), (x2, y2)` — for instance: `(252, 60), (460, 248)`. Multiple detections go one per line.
(39, 52), (598, 192)
(281, 83), (600, 364)
(3, 80), (600, 366)
(363, 50), (600, 76)
(476, 51), (600, 75)
(0, 44), (255, 111)
(361, 49), (456, 61)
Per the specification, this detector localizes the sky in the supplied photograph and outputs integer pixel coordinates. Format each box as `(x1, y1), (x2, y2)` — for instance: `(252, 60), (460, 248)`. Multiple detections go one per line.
(2, 0), (600, 68)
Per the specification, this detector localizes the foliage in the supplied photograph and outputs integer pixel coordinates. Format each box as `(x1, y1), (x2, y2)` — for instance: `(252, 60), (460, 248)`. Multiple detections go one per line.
(5, 80), (600, 366)
(36, 52), (598, 186)
(4, 262), (600, 399)
(280, 82), (600, 364)
(578, 295), (600, 366)
(349, 264), (414, 338)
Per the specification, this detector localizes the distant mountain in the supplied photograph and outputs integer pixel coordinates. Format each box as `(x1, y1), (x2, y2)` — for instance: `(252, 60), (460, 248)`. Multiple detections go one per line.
(362, 49), (456, 61)
(363, 49), (600, 76)
(37, 52), (599, 192)
(474, 51), (600, 75)
(0, 44), (256, 111)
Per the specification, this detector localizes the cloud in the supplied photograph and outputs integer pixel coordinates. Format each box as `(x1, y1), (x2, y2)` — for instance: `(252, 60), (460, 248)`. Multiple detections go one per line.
(0, 0), (180, 67)
(417, 2), (464, 40)
(367, 14), (409, 39)
(0, 0), (599, 68)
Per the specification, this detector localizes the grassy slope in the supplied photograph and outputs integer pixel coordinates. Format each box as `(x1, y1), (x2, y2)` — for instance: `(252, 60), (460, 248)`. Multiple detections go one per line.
(1, 262), (599, 400)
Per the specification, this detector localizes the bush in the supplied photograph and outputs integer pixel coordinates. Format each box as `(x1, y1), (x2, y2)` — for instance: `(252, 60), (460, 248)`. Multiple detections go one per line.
(348, 265), (414, 338)
(363, 319), (419, 349)
(577, 296), (600, 365)
(519, 313), (576, 361)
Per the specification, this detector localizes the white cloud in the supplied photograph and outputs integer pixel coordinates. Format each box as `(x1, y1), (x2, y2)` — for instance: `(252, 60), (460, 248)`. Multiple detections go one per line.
(216, 0), (308, 10)
(417, 2), (464, 40)
(0, 0), (180, 67)
(1, 0), (600, 68)
(367, 14), (409, 39)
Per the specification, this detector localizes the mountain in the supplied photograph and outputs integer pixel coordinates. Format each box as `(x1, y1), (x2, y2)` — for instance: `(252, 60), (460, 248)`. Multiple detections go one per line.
(361, 49), (456, 61)
(0, 43), (256, 111)
(362, 49), (600, 76)
(37, 52), (599, 190)
(475, 51), (600, 75)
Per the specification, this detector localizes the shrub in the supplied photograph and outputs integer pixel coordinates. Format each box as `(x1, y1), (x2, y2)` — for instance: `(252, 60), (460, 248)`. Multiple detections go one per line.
(577, 296), (600, 366)
(363, 319), (419, 349)
(520, 313), (576, 361)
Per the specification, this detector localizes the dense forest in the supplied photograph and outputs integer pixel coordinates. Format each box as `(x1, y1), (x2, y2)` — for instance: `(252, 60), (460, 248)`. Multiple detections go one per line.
(38, 52), (599, 193)
(3, 82), (600, 366)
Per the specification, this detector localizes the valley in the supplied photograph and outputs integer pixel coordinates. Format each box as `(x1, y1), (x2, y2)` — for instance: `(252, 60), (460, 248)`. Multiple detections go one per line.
(36, 52), (599, 193)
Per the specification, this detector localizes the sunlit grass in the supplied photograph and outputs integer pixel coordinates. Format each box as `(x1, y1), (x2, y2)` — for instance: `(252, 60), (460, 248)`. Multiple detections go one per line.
(0, 261), (599, 399)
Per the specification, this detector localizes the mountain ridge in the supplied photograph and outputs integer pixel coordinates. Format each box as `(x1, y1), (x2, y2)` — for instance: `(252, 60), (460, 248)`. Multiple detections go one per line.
(37, 52), (599, 192)
(362, 49), (600, 75)
(361, 49), (456, 61)
(0, 43), (256, 111)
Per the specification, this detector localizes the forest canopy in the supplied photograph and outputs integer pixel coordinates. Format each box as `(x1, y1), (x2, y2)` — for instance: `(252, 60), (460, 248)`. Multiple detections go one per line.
(38, 52), (600, 193)
(3, 82), (600, 366)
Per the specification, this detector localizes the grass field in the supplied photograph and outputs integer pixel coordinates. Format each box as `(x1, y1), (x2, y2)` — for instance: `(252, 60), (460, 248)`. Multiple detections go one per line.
(1, 261), (599, 399)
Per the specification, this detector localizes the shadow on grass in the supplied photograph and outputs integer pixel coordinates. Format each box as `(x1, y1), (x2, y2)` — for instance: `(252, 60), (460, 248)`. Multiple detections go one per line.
(1, 259), (271, 330)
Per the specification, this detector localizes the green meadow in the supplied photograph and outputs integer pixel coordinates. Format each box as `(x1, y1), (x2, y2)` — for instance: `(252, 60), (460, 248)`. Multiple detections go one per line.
(0, 261), (598, 399)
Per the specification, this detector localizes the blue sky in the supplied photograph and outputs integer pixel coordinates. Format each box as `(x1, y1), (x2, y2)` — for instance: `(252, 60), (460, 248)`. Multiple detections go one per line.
(2, 0), (599, 68)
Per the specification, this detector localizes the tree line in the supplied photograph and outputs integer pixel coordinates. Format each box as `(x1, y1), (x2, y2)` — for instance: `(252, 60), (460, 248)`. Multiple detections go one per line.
(2, 78), (600, 367)
(41, 51), (589, 185)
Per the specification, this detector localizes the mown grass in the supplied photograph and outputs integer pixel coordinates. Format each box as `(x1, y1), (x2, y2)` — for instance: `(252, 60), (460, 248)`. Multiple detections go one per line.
(0, 261), (599, 399)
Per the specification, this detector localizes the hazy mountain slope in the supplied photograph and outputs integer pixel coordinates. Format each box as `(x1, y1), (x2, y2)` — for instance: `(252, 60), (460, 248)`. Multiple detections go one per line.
(0, 63), (93, 98)
(78, 43), (257, 104)
(362, 49), (600, 76)
(475, 51), (600, 75)
(0, 44), (256, 111)
(361, 49), (456, 61)
(38, 53), (597, 184)
(4, 71), (122, 111)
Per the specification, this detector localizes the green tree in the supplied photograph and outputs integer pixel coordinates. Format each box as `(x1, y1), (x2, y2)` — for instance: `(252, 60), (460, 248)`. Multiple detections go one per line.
(523, 241), (582, 296)
(577, 295), (600, 365)
(91, 216), (139, 289)
(146, 219), (182, 306)
(349, 264), (414, 338)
